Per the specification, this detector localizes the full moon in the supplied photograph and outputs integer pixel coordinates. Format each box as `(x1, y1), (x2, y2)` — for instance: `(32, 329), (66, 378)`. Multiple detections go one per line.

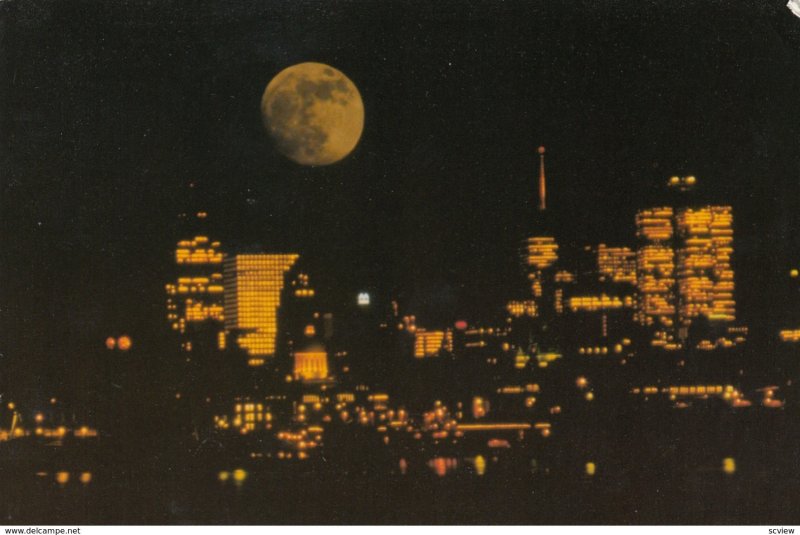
(261, 62), (364, 166)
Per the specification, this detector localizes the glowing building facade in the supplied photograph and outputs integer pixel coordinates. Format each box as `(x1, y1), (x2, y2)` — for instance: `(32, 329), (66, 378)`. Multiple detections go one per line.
(293, 340), (329, 382)
(165, 235), (226, 352)
(635, 178), (738, 349)
(223, 254), (299, 366)
(516, 147), (559, 319)
(597, 244), (637, 285)
(675, 206), (736, 325)
(414, 329), (454, 358)
(635, 207), (678, 348)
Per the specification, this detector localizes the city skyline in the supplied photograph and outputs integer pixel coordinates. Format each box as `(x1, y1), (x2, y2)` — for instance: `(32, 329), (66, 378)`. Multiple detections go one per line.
(4, 2), (800, 389)
(2, 0), (800, 525)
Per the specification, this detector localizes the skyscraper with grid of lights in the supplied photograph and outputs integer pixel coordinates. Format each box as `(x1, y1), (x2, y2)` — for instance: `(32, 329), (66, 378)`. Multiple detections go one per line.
(223, 254), (300, 367)
(635, 176), (738, 350)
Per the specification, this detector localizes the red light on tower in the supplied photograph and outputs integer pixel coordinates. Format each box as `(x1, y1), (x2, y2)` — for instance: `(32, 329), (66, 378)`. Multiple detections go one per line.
(455, 320), (468, 331)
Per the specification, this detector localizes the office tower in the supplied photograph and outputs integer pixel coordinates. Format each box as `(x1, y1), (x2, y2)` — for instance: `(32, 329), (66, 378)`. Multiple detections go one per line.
(165, 232), (226, 352)
(508, 146), (562, 356)
(674, 206), (736, 325)
(223, 254), (299, 366)
(510, 147), (559, 317)
(635, 207), (678, 349)
(635, 177), (738, 350)
(523, 147), (559, 304)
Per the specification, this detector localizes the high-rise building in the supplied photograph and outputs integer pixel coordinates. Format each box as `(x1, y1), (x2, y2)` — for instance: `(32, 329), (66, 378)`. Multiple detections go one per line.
(674, 206), (736, 325)
(165, 233), (226, 352)
(223, 254), (299, 366)
(635, 207), (677, 348)
(508, 146), (561, 355)
(635, 177), (738, 350)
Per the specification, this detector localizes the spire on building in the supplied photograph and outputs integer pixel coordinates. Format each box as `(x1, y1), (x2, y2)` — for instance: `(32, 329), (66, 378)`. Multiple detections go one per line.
(538, 146), (547, 211)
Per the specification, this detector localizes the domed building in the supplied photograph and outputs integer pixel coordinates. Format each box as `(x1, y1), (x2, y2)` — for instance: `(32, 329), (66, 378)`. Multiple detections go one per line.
(293, 325), (329, 382)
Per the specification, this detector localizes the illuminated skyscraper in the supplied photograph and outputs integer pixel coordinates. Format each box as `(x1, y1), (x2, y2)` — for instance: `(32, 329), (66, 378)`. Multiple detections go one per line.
(223, 254), (299, 366)
(635, 177), (738, 350)
(520, 147), (559, 312)
(508, 146), (561, 353)
(635, 207), (677, 348)
(674, 205), (736, 330)
(165, 232), (226, 352)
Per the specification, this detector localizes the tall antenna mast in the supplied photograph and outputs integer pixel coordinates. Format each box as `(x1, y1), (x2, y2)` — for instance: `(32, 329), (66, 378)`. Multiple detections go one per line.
(537, 146), (547, 211)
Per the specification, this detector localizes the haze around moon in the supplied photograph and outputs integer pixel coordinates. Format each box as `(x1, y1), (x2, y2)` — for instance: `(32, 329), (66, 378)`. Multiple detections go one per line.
(261, 62), (364, 166)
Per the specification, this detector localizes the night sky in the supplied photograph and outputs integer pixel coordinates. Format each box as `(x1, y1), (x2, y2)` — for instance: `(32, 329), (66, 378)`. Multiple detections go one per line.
(2, 0), (800, 394)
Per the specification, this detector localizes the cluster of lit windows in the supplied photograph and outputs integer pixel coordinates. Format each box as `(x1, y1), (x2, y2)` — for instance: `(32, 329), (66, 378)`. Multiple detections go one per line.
(578, 344), (625, 355)
(414, 329), (454, 358)
(524, 236), (559, 270)
(636, 207), (674, 242)
(597, 244), (637, 284)
(184, 299), (224, 321)
(506, 300), (537, 318)
(224, 254), (299, 360)
(175, 236), (224, 264)
(779, 329), (800, 342)
(650, 328), (681, 350)
(166, 236), (225, 349)
(632, 384), (729, 397)
(675, 207), (736, 323)
(400, 315), (417, 333)
(292, 272), (315, 298)
(568, 294), (626, 312)
(229, 402), (272, 433)
(636, 245), (675, 319)
(554, 270), (575, 283)
(294, 347), (329, 381)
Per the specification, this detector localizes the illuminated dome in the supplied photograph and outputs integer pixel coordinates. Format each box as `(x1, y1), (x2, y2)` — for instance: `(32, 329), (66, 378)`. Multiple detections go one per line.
(293, 339), (329, 382)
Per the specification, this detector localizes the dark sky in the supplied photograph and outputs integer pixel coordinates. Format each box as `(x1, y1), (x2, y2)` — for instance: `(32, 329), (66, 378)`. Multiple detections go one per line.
(2, 0), (800, 391)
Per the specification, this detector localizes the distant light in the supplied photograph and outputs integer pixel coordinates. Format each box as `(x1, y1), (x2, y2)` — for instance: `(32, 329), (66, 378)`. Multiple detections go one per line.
(105, 337), (116, 350)
(357, 292), (370, 306)
(585, 462), (596, 476)
(474, 455), (487, 476)
(722, 457), (736, 475)
(232, 468), (248, 484)
(79, 472), (92, 485)
(218, 471), (230, 483)
(455, 320), (468, 331)
(790, 269), (799, 278)
(55, 471), (70, 486)
(117, 336), (132, 351)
